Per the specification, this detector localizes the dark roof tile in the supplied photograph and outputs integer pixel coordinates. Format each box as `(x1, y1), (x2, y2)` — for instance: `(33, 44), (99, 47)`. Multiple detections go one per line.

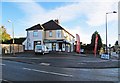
(26, 20), (75, 38)
(42, 20), (63, 30)
(26, 24), (43, 31)
(42, 20), (75, 38)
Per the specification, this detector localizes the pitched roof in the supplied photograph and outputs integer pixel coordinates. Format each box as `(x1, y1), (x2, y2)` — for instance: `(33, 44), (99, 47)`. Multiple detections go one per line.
(63, 29), (75, 38)
(26, 24), (43, 31)
(25, 20), (75, 38)
(42, 20), (63, 30)
(42, 20), (75, 38)
(2, 38), (26, 44)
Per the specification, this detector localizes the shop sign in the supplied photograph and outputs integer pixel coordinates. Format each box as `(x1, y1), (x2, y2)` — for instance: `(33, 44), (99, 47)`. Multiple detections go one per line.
(101, 54), (110, 59)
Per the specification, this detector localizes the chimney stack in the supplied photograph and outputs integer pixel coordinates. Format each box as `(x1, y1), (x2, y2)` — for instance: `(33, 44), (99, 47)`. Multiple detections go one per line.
(54, 19), (59, 24)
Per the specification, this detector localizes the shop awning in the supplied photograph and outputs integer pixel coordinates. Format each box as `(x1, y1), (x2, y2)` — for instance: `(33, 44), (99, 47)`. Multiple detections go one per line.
(44, 39), (66, 43)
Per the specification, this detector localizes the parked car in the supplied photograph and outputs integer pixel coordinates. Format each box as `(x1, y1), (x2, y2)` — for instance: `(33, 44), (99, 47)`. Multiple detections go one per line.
(34, 45), (49, 55)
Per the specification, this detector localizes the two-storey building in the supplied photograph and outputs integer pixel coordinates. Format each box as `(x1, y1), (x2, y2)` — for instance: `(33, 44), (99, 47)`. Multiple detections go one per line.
(23, 20), (75, 52)
(43, 20), (75, 52)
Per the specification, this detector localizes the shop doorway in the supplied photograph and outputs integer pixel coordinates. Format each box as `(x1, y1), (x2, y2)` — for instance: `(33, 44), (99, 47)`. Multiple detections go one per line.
(52, 43), (56, 51)
(59, 43), (62, 51)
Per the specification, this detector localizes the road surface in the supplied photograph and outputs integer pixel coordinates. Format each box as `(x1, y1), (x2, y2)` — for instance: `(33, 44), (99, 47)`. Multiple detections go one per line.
(2, 59), (119, 82)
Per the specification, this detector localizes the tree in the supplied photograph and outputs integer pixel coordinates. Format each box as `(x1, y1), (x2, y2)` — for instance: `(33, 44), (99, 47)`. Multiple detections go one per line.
(90, 31), (102, 53)
(2, 37), (26, 44)
(0, 26), (11, 42)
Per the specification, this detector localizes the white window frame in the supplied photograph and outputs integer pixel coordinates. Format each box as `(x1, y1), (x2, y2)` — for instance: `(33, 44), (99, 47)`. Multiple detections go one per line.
(33, 31), (38, 37)
(56, 30), (61, 38)
(49, 31), (52, 37)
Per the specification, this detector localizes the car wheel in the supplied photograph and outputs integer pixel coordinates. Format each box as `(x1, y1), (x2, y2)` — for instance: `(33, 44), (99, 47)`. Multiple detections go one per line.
(43, 52), (44, 55)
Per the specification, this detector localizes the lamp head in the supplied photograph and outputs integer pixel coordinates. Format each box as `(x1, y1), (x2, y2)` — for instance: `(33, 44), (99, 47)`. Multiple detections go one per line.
(106, 11), (117, 14)
(113, 11), (117, 13)
(8, 20), (12, 23)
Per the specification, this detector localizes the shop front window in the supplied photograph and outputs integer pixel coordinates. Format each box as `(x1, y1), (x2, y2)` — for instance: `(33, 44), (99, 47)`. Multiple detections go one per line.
(52, 43), (56, 51)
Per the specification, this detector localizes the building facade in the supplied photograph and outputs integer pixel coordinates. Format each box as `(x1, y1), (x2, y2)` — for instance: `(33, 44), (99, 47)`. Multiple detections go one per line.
(43, 20), (75, 52)
(23, 20), (75, 52)
(23, 24), (44, 50)
(118, 2), (120, 46)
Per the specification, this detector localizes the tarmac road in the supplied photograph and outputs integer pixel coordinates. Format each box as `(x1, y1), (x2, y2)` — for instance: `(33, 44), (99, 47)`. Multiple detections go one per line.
(2, 60), (119, 82)
(2, 52), (120, 82)
(2, 54), (120, 68)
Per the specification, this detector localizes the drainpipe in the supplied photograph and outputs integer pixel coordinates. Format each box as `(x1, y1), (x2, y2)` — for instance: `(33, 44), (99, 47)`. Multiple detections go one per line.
(27, 31), (28, 50)
(41, 25), (45, 45)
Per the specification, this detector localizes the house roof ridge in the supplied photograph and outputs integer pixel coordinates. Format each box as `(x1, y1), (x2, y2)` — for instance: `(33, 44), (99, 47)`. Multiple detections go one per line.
(42, 20), (53, 25)
(63, 28), (75, 38)
(26, 23), (43, 31)
(25, 19), (75, 38)
(42, 19), (62, 31)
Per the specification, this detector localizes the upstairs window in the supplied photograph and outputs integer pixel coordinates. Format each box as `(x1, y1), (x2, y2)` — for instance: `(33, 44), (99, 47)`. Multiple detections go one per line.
(33, 31), (38, 37)
(56, 30), (61, 38)
(49, 31), (52, 37)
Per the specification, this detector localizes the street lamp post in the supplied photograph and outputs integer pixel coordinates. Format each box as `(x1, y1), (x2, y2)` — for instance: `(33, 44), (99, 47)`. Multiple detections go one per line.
(8, 20), (15, 55)
(105, 11), (117, 54)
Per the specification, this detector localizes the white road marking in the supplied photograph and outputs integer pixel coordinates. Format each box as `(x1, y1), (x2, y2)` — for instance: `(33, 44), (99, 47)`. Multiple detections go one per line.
(0, 79), (13, 83)
(40, 63), (50, 66)
(23, 67), (73, 77)
(0, 63), (6, 66)
(23, 68), (32, 70)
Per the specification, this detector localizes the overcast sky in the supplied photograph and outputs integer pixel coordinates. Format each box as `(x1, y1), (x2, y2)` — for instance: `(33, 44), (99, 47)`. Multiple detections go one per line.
(2, 0), (119, 46)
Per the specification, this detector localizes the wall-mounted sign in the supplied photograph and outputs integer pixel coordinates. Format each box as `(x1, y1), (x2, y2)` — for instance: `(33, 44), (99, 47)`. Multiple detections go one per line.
(101, 54), (110, 60)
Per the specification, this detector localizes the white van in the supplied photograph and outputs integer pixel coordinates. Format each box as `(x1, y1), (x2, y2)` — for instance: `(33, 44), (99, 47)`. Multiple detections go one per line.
(34, 45), (49, 55)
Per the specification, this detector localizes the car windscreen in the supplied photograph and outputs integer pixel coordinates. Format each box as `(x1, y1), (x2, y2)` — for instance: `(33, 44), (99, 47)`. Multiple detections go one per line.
(36, 46), (42, 50)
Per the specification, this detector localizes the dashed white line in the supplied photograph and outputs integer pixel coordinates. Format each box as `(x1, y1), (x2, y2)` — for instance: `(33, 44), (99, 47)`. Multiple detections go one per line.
(23, 67), (73, 77)
(40, 63), (50, 66)
(0, 79), (13, 83)
(0, 63), (6, 66)
(23, 68), (32, 70)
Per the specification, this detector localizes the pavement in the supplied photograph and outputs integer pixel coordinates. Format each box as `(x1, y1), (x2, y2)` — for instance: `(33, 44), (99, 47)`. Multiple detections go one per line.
(2, 52), (120, 69)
